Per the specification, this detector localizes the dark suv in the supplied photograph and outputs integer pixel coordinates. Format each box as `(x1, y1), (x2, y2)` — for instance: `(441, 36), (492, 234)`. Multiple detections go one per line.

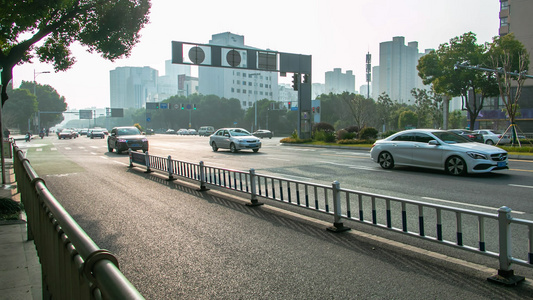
(107, 126), (149, 154)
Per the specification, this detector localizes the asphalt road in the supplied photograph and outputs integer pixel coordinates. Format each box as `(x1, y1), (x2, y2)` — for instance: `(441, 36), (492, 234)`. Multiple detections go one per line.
(16, 135), (533, 299)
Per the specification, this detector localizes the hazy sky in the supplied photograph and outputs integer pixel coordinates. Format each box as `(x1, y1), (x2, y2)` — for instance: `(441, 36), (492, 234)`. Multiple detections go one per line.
(12, 0), (500, 110)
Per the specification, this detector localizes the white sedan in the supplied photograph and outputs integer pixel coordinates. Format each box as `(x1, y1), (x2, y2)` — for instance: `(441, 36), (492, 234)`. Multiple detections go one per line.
(370, 129), (508, 176)
(209, 128), (261, 153)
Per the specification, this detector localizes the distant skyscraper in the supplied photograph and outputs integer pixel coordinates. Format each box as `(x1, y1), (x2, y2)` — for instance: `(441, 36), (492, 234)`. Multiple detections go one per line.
(158, 61), (194, 100)
(375, 37), (429, 104)
(198, 32), (279, 109)
(325, 68), (355, 94)
(110, 67), (158, 109)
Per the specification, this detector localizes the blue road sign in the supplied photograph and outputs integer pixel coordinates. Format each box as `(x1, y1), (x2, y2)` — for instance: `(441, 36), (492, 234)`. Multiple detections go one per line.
(160, 103), (169, 109)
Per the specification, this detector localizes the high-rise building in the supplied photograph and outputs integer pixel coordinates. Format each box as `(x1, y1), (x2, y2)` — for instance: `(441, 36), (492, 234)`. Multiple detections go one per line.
(198, 32), (279, 109)
(325, 68), (355, 94)
(374, 37), (429, 104)
(157, 61), (195, 100)
(110, 67), (158, 109)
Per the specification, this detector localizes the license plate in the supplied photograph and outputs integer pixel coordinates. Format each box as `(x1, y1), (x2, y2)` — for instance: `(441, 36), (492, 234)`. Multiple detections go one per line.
(497, 161), (507, 167)
(130, 144), (140, 147)
(248, 144), (256, 147)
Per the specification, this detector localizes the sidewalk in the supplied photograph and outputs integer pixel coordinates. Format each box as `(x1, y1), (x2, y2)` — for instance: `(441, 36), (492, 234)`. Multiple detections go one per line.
(0, 161), (42, 300)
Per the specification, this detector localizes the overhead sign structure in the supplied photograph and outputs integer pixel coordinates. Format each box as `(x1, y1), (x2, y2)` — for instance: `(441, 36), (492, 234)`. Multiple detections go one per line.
(79, 110), (92, 119)
(171, 41), (313, 138)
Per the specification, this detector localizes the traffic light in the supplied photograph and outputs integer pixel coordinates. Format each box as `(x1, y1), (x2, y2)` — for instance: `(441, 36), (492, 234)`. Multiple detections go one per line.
(303, 74), (309, 84)
(312, 107), (315, 113)
(181, 103), (185, 110)
(292, 73), (299, 91)
(193, 104), (197, 110)
(288, 102), (291, 109)
(316, 106), (320, 114)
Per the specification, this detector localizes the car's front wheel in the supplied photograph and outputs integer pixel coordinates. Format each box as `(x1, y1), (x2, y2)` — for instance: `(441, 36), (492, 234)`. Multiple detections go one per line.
(485, 139), (494, 145)
(378, 151), (394, 169)
(446, 156), (466, 176)
(253, 149), (259, 153)
(115, 143), (122, 154)
(211, 142), (218, 152)
(230, 143), (238, 153)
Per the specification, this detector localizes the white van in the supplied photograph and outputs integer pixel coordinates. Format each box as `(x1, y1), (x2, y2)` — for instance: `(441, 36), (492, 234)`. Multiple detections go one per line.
(198, 126), (215, 136)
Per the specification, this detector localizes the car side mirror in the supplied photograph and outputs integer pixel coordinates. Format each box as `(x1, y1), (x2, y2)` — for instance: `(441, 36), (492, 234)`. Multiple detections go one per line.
(428, 140), (439, 146)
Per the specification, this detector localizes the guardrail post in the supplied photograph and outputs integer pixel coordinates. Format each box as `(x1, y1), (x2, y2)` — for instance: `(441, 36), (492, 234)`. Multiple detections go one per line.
(167, 155), (174, 180)
(128, 150), (133, 168)
(197, 161), (209, 191)
(327, 181), (350, 233)
(246, 169), (263, 206)
(144, 151), (152, 173)
(488, 206), (525, 285)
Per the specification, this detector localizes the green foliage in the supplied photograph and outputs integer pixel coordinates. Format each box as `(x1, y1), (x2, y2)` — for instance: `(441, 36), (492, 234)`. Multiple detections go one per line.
(1, 0), (151, 105)
(2, 87), (38, 130)
(337, 139), (374, 145)
(313, 122), (335, 133)
(280, 136), (312, 144)
(359, 127), (378, 139)
(381, 130), (397, 138)
(314, 130), (336, 143)
(336, 129), (356, 140)
(398, 110), (418, 129)
(0, 198), (21, 220)
(448, 110), (467, 129)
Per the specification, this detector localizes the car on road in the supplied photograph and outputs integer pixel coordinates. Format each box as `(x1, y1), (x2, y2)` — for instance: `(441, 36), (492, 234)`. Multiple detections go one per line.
(188, 129), (197, 135)
(448, 129), (484, 143)
(89, 129), (106, 139)
(165, 129), (176, 134)
(252, 129), (273, 139)
(177, 129), (189, 135)
(58, 129), (77, 139)
(209, 128), (261, 153)
(198, 126), (215, 136)
(473, 129), (510, 145)
(370, 129), (508, 176)
(107, 126), (149, 154)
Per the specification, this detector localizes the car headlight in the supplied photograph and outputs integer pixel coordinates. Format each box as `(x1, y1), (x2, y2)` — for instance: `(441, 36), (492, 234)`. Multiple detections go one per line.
(142, 138), (148, 142)
(467, 151), (488, 160)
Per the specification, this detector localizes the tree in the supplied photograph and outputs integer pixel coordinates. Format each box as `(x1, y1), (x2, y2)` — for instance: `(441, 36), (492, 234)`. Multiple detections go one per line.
(398, 110), (418, 129)
(0, 0), (150, 183)
(487, 33), (530, 144)
(418, 32), (499, 130)
(1, 0), (151, 105)
(2, 88), (38, 131)
(342, 93), (376, 129)
(376, 93), (393, 131)
(411, 88), (443, 128)
(19, 81), (67, 130)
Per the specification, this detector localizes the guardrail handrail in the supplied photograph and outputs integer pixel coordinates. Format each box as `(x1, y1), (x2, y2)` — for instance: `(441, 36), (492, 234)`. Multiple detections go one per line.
(129, 150), (533, 285)
(12, 142), (144, 299)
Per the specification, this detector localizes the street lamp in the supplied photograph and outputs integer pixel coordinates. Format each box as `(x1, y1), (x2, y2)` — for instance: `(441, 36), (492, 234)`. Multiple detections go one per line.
(33, 69), (50, 132)
(249, 73), (260, 132)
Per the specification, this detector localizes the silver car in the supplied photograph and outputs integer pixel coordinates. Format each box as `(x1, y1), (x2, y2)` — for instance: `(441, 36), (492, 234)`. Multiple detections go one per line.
(370, 129), (508, 176)
(209, 128), (261, 153)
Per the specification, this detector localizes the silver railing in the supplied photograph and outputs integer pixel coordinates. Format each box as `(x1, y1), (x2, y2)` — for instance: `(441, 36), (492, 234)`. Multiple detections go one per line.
(130, 150), (533, 284)
(13, 142), (144, 299)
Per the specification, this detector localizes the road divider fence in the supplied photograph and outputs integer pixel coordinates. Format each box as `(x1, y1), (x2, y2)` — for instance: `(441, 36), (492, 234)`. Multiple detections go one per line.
(130, 150), (533, 285)
(12, 142), (144, 299)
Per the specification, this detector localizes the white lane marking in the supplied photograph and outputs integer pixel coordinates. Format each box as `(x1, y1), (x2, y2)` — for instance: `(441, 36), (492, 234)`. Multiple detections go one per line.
(509, 184), (533, 189)
(422, 197), (525, 215)
(65, 147), (71, 150)
(36, 148), (42, 152)
(267, 158), (291, 162)
(51, 148), (57, 151)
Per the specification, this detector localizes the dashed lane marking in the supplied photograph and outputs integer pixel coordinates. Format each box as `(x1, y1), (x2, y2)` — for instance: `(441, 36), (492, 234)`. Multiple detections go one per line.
(422, 197), (526, 214)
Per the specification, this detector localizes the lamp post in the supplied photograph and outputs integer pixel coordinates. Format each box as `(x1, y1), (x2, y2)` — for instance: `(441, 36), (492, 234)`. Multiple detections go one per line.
(33, 70), (50, 132)
(249, 73), (260, 132)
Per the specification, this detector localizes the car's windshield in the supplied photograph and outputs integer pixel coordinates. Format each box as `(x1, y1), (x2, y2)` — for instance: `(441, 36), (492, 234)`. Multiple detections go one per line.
(229, 129), (251, 136)
(117, 128), (140, 135)
(432, 131), (471, 144)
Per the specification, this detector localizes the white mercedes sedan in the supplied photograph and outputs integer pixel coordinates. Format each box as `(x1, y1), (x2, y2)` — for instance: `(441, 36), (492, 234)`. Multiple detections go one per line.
(370, 129), (508, 176)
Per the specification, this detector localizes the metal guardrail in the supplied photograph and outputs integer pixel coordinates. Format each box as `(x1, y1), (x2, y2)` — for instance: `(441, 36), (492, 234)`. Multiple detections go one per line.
(12, 142), (144, 300)
(131, 150), (533, 285)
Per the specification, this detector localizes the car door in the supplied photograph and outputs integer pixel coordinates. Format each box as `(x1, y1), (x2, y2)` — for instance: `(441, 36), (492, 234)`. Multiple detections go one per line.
(411, 133), (443, 169)
(389, 133), (416, 165)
